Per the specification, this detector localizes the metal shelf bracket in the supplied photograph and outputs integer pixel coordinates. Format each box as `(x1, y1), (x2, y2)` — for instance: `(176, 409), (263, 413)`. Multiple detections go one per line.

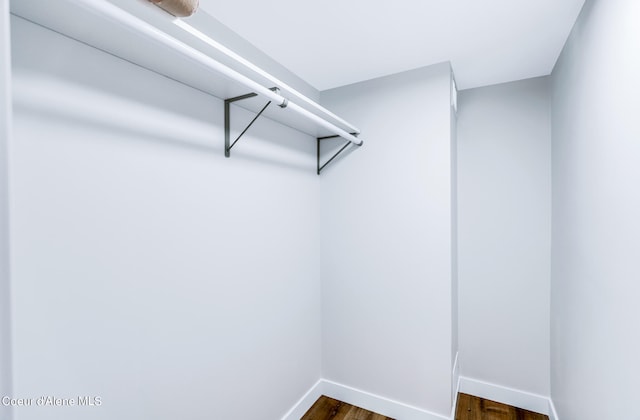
(225, 87), (361, 174)
(224, 87), (282, 157)
(317, 133), (359, 175)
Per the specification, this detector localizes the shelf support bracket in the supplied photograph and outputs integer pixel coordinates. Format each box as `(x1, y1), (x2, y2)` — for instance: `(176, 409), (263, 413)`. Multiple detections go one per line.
(317, 133), (358, 175)
(225, 87), (280, 157)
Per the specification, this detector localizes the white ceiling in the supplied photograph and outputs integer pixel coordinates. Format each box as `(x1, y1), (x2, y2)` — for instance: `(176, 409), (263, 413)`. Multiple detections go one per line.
(198, 0), (585, 91)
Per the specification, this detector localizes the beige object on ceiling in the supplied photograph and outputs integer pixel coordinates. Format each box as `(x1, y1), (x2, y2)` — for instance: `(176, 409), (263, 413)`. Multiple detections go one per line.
(148, 0), (199, 17)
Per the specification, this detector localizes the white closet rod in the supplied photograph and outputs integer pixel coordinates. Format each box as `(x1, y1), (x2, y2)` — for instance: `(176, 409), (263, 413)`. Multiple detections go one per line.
(75, 0), (364, 147)
(173, 19), (361, 136)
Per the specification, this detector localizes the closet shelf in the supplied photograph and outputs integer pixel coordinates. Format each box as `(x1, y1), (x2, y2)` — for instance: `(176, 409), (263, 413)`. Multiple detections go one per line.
(11, 0), (363, 173)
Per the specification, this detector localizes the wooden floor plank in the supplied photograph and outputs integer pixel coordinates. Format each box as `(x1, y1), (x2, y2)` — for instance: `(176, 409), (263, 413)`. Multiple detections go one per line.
(455, 393), (548, 420)
(303, 393), (548, 420)
(301, 396), (394, 420)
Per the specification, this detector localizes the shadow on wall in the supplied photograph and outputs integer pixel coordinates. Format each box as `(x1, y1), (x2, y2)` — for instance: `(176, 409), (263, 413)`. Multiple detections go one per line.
(12, 72), (317, 173)
(317, 136), (360, 176)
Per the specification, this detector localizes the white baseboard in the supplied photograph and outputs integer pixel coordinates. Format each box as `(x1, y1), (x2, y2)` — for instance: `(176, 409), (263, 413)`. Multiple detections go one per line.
(458, 377), (550, 416)
(449, 352), (461, 420)
(283, 376), (558, 420)
(282, 378), (448, 420)
(451, 352), (460, 406)
(322, 380), (448, 420)
(449, 374), (461, 419)
(280, 380), (324, 420)
(548, 398), (560, 420)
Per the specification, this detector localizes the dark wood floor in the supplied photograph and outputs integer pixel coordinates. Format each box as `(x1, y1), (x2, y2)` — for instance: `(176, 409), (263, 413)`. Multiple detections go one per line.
(302, 393), (548, 420)
(455, 393), (549, 420)
(301, 396), (394, 420)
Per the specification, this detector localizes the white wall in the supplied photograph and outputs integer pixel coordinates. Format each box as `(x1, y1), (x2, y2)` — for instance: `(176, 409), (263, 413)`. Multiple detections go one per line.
(0, 0), (13, 419)
(320, 63), (454, 417)
(450, 89), (459, 402)
(457, 77), (551, 397)
(9, 16), (321, 420)
(551, 0), (640, 418)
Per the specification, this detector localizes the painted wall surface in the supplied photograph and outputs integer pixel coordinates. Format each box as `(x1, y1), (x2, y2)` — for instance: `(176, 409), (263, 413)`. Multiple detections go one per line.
(457, 78), (551, 397)
(320, 63), (454, 417)
(450, 99), (459, 403)
(9, 17), (321, 420)
(551, 0), (640, 418)
(450, 93), (460, 391)
(1, 0), (13, 419)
